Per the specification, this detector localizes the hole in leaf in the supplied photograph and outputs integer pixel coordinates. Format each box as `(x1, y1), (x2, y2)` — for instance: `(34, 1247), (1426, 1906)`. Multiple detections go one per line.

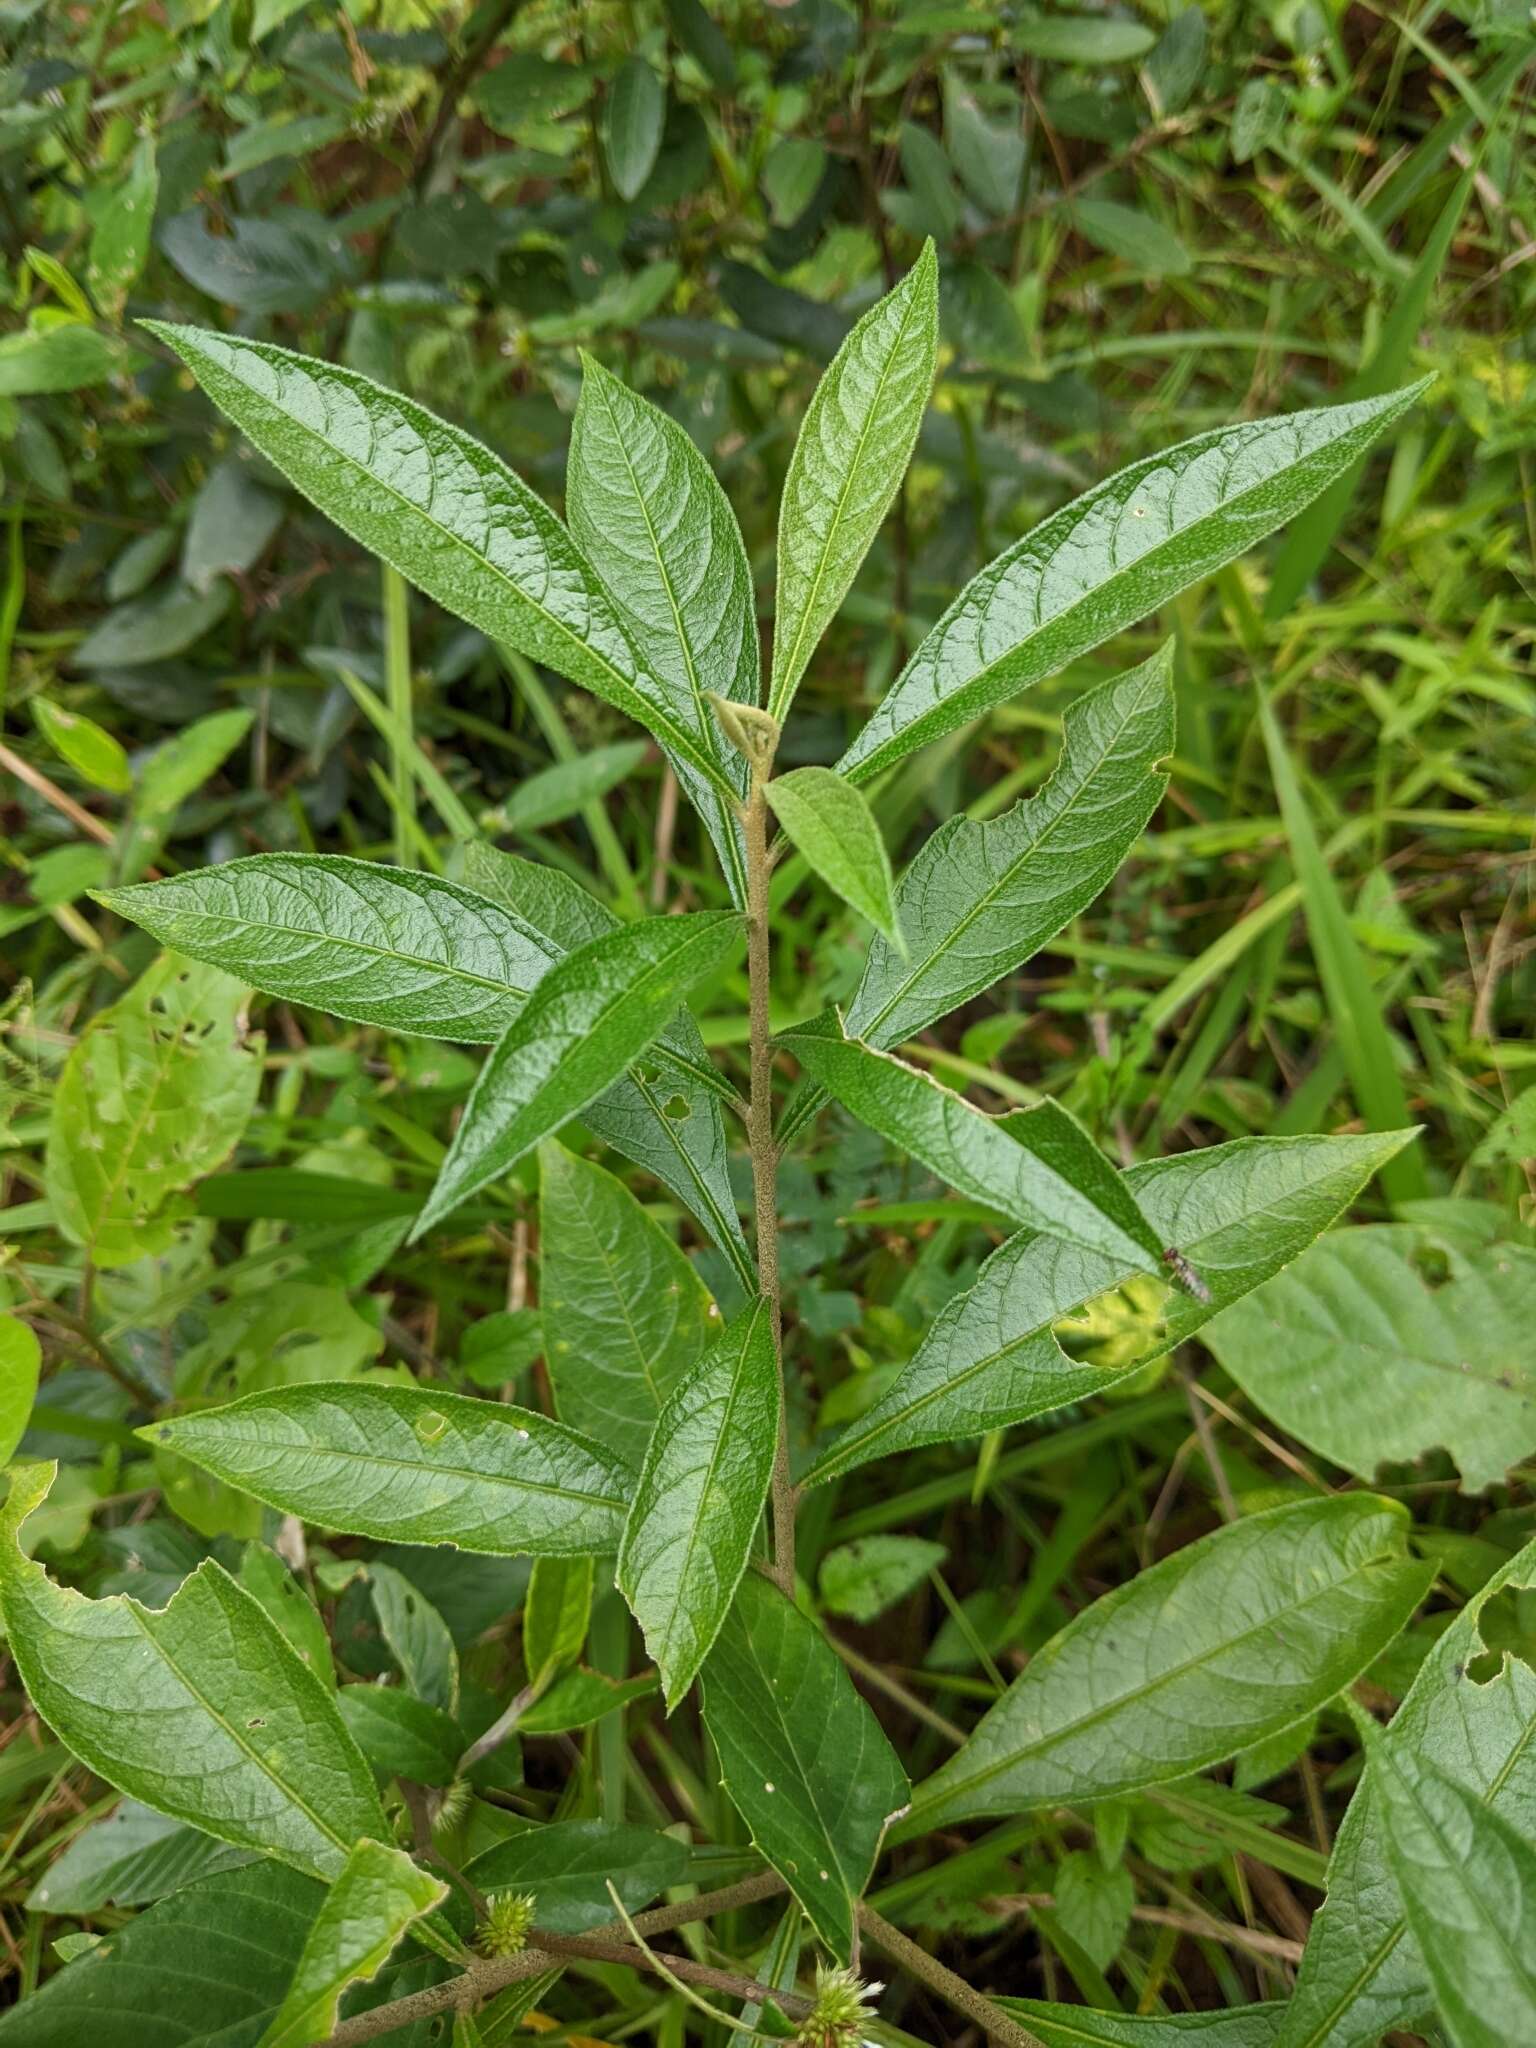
(1467, 1582), (1536, 1685)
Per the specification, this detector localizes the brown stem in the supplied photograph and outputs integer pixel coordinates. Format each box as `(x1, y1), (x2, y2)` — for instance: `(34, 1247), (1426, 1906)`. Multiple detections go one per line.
(744, 769), (795, 1596)
(856, 1902), (1048, 2048)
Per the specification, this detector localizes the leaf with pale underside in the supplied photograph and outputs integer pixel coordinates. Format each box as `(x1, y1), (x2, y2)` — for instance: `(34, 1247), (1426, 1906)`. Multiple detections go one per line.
(141, 322), (738, 803)
(898, 1494), (1431, 1838)
(258, 1839), (446, 2048)
(143, 1383), (632, 1557)
(455, 843), (753, 1288)
(569, 353), (756, 902)
(803, 1128), (1415, 1487)
(836, 380), (1429, 788)
(414, 910), (744, 1238)
(767, 242), (938, 724)
(618, 1298), (778, 1707)
(701, 1574), (907, 1963)
(778, 1010), (1165, 1270)
(846, 645), (1174, 1046)
(540, 1139), (718, 1468)
(765, 767), (903, 948)
(0, 1463), (386, 1881)
(1364, 1722), (1536, 2048)
(1274, 1537), (1536, 2048)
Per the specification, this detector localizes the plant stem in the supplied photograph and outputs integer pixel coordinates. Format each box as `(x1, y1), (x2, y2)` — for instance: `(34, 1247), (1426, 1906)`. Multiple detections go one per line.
(744, 766), (795, 1597)
(856, 1903), (1048, 2048)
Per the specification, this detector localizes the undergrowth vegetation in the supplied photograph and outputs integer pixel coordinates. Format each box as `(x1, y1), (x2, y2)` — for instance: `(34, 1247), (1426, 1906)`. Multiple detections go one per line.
(0, 2), (1532, 2045)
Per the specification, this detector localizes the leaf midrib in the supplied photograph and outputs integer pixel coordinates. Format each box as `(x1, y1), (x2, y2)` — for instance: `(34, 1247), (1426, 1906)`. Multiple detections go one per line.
(911, 1538), (1411, 1820)
(770, 271), (927, 720)
(857, 664), (1161, 1043)
(197, 337), (736, 803)
(845, 420), (1365, 783)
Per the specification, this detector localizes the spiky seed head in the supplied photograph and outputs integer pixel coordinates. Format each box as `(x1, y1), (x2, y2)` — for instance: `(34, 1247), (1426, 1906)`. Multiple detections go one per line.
(476, 1890), (537, 1958)
(794, 1963), (882, 2047)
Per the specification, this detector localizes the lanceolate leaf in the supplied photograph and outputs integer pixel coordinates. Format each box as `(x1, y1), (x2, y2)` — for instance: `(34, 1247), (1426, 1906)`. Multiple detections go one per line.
(540, 1141), (718, 1469)
(141, 323), (739, 803)
(1204, 1226), (1536, 1493)
(765, 767), (903, 947)
(1365, 1729), (1536, 2048)
(144, 1384), (632, 1557)
(569, 353), (756, 902)
(846, 646), (1174, 1046)
(899, 1495), (1432, 1838)
(836, 381), (1429, 787)
(767, 242), (939, 724)
(803, 1128), (1414, 1487)
(98, 856), (557, 1042)
(455, 843), (753, 1288)
(779, 1009), (1165, 1269)
(258, 1840), (446, 2048)
(413, 911), (744, 1238)
(1275, 1539), (1536, 2048)
(701, 1575), (907, 1962)
(618, 1298), (778, 1707)
(0, 1463), (387, 1881)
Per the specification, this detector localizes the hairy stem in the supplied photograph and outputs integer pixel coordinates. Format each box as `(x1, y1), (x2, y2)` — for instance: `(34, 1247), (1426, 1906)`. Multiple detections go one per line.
(856, 1902), (1048, 2048)
(745, 765), (796, 1597)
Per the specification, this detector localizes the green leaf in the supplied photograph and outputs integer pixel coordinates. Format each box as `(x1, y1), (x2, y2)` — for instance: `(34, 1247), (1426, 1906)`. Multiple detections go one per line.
(459, 845), (754, 1289)
(0, 1317), (41, 1469)
(239, 1542), (335, 1687)
(337, 1684), (462, 1788)
(999, 2003), (1284, 2048)
(25, 1800), (250, 1915)
(414, 911), (743, 1238)
(700, 1573), (909, 1962)
(516, 1666), (658, 1734)
(0, 324), (125, 397)
(139, 323), (739, 804)
(258, 1839), (446, 2048)
(524, 1554), (594, 1686)
(44, 954), (263, 1267)
(1071, 199), (1192, 277)
(818, 1536), (945, 1624)
(74, 583), (230, 668)
(0, 1862), (325, 2048)
(1012, 11), (1157, 61)
(98, 855), (559, 1042)
(31, 697), (131, 793)
(466, 1820), (688, 1934)
(618, 1298), (778, 1708)
(368, 1561), (459, 1715)
(767, 242), (938, 724)
(836, 383), (1429, 788)
(1205, 1226), (1536, 1493)
(1052, 1849), (1134, 1970)
(804, 1128), (1413, 1486)
(500, 741), (649, 835)
(181, 457), (285, 593)
(540, 1140), (717, 1469)
(1257, 694), (1426, 1202)
(604, 58), (666, 200)
(88, 135), (158, 312)
(899, 1494), (1431, 1838)
(568, 353), (757, 902)
(1364, 1725), (1536, 2048)
(1274, 1538), (1536, 2048)
(0, 1463), (387, 1880)
(144, 1383), (632, 1558)
(846, 647), (1174, 1047)
(765, 767), (903, 948)
(943, 78), (1025, 217)
(778, 1010), (1165, 1269)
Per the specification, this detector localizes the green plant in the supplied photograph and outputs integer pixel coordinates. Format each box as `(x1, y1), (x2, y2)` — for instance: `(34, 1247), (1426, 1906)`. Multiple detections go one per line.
(4, 240), (1519, 2047)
